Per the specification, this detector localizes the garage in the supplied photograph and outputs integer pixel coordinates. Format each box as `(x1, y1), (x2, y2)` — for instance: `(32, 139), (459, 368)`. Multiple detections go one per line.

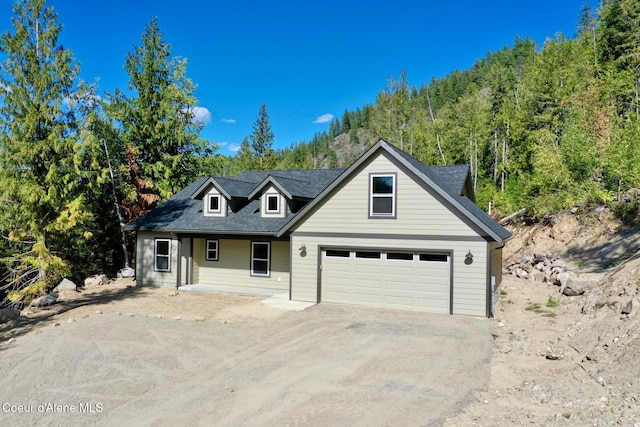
(321, 248), (451, 313)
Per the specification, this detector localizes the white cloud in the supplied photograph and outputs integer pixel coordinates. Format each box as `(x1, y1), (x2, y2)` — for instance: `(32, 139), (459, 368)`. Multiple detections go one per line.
(222, 118), (236, 124)
(229, 143), (241, 153)
(313, 113), (334, 124)
(216, 141), (228, 147)
(190, 106), (212, 125)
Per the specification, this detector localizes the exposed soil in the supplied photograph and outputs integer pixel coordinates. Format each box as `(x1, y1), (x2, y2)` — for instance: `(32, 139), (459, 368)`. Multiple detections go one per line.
(447, 210), (640, 425)
(2, 209), (640, 425)
(0, 279), (493, 426)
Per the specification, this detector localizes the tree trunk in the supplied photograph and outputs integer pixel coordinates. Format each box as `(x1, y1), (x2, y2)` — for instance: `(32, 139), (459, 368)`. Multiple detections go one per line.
(426, 89), (446, 164)
(103, 140), (130, 269)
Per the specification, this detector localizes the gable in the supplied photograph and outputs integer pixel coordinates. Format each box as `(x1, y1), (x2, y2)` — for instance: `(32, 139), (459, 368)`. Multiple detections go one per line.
(290, 151), (480, 238)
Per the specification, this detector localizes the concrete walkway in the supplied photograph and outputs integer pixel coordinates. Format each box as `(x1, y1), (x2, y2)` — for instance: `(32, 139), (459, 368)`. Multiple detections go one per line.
(178, 284), (315, 311)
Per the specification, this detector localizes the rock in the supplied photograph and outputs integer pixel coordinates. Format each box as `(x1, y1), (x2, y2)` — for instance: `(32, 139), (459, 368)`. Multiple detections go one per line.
(118, 267), (135, 278)
(54, 278), (76, 292)
(532, 271), (545, 282)
(549, 260), (567, 270)
(30, 293), (58, 308)
(562, 278), (587, 296)
(533, 253), (546, 263)
(621, 298), (639, 316)
(0, 307), (20, 324)
(516, 268), (529, 279)
(84, 274), (108, 287)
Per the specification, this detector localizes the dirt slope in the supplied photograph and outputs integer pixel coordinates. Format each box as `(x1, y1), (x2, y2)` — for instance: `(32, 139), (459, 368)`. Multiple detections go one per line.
(447, 210), (640, 425)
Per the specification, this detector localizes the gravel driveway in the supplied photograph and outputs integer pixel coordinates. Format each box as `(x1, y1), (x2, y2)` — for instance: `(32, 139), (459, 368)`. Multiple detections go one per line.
(1, 302), (492, 426)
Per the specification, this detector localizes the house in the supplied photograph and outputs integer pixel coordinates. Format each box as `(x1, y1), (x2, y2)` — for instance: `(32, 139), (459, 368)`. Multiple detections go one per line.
(127, 140), (511, 317)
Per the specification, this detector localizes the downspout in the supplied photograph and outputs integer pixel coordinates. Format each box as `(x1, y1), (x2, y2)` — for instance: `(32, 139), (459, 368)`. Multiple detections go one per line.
(176, 235), (182, 290)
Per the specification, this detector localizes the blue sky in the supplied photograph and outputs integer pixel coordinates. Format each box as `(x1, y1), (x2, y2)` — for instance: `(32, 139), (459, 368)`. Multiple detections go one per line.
(2, 0), (590, 155)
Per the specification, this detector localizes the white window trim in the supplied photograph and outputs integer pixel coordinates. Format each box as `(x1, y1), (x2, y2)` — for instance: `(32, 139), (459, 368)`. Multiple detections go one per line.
(207, 194), (222, 214)
(369, 174), (396, 217)
(265, 194), (280, 214)
(206, 239), (219, 261)
(251, 241), (270, 277)
(154, 238), (171, 272)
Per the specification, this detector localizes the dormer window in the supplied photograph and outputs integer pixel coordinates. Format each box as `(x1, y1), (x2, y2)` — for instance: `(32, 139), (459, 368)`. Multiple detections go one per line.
(369, 173), (396, 218)
(207, 194), (221, 214)
(266, 194), (280, 214)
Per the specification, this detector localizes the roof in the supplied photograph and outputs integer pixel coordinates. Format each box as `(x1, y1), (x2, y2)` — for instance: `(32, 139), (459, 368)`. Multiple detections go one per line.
(281, 140), (511, 243)
(127, 168), (344, 235)
(128, 140), (511, 242)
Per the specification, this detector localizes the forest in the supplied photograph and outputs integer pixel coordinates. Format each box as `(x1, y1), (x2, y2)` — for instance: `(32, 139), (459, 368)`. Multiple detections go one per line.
(1, 0), (639, 305)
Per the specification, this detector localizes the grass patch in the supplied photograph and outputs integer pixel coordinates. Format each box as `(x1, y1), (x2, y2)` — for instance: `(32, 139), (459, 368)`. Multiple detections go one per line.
(500, 289), (508, 297)
(577, 259), (586, 268)
(525, 303), (542, 312)
(525, 301), (558, 316)
(546, 296), (561, 308)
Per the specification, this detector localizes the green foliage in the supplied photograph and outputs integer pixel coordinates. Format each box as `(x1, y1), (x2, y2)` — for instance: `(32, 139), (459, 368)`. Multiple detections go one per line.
(108, 17), (212, 205)
(0, 0), (94, 300)
(250, 104), (275, 170)
(546, 296), (561, 308)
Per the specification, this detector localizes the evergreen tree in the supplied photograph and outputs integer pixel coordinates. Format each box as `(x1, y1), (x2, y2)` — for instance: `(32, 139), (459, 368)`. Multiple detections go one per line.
(250, 103), (275, 169)
(108, 18), (210, 223)
(0, 0), (95, 301)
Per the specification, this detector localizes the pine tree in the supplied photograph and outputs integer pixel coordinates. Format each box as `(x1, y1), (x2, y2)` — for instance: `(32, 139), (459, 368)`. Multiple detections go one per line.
(108, 18), (210, 223)
(0, 0), (94, 301)
(250, 104), (275, 170)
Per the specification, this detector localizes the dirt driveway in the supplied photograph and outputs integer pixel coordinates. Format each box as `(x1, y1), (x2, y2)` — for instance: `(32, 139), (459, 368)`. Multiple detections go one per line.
(0, 282), (493, 426)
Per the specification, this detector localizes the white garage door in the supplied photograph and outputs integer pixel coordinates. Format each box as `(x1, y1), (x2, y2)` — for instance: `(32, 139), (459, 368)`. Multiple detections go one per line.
(321, 249), (451, 313)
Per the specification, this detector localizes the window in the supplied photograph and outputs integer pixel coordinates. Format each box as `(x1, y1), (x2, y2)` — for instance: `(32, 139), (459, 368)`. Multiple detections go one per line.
(206, 240), (219, 261)
(370, 174), (396, 217)
(326, 249), (350, 258)
(387, 252), (413, 261)
(266, 194), (280, 213)
(419, 253), (448, 262)
(355, 250), (381, 259)
(207, 194), (221, 214)
(251, 242), (270, 276)
(154, 239), (171, 272)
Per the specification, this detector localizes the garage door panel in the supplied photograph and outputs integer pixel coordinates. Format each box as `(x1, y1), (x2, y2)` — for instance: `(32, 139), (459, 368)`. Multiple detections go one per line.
(322, 249), (450, 314)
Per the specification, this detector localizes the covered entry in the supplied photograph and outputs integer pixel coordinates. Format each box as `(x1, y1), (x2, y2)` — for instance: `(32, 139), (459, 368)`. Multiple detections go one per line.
(320, 248), (451, 313)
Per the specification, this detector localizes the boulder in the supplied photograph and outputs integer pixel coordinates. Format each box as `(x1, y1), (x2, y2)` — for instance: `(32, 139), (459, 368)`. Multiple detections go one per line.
(84, 274), (108, 287)
(582, 295), (601, 316)
(561, 278), (587, 296)
(621, 298), (638, 316)
(54, 278), (76, 292)
(533, 253), (546, 264)
(532, 271), (545, 282)
(118, 267), (135, 278)
(516, 268), (529, 279)
(0, 307), (19, 324)
(30, 293), (58, 308)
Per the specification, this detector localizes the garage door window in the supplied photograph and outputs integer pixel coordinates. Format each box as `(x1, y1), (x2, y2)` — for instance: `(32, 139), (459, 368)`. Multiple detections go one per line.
(387, 252), (413, 261)
(355, 251), (381, 259)
(326, 249), (350, 257)
(419, 253), (448, 262)
(370, 174), (396, 217)
(251, 242), (270, 276)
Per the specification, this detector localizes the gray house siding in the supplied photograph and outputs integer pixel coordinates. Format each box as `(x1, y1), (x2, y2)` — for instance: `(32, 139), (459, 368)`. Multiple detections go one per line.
(288, 151), (492, 316)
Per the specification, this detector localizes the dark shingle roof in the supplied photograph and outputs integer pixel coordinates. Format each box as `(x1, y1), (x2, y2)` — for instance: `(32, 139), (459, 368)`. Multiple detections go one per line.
(384, 142), (511, 241)
(128, 141), (510, 242)
(127, 169), (344, 235)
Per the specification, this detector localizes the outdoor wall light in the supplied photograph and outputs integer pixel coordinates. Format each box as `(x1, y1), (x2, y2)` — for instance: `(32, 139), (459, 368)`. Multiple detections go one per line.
(464, 250), (474, 265)
(299, 243), (307, 257)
